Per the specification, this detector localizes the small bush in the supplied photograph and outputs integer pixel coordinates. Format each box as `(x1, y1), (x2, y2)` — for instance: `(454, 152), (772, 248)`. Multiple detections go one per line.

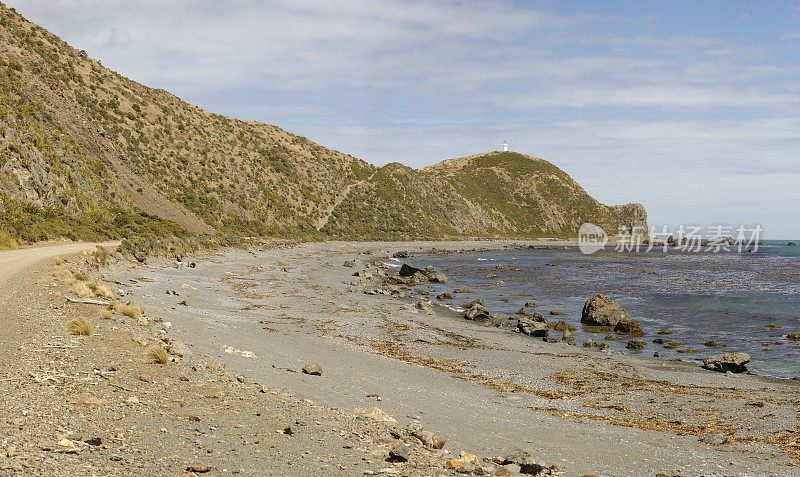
(66, 316), (94, 336)
(149, 347), (168, 364)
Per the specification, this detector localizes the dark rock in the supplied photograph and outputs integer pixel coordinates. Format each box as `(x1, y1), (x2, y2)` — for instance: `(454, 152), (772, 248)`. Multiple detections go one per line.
(581, 294), (631, 327)
(84, 437), (102, 446)
(517, 317), (548, 337)
(436, 292), (454, 300)
(551, 320), (576, 332)
(614, 319), (644, 336)
(301, 363), (323, 376)
(343, 260), (356, 267)
(387, 445), (411, 463)
(788, 242), (797, 246)
(702, 352), (750, 373)
(399, 263), (424, 277)
(393, 251), (410, 258)
(463, 299), (490, 320)
(626, 339), (646, 350)
(583, 339), (608, 350)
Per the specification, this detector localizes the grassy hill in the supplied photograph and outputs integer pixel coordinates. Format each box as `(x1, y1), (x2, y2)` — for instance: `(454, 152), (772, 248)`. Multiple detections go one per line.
(322, 152), (644, 240)
(0, 3), (644, 247)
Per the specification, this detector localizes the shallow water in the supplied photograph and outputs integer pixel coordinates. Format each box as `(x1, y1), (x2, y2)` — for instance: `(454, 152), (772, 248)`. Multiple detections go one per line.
(406, 241), (800, 378)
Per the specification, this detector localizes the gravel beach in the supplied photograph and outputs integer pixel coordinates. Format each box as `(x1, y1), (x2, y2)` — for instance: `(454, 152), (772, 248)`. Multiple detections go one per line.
(106, 241), (800, 476)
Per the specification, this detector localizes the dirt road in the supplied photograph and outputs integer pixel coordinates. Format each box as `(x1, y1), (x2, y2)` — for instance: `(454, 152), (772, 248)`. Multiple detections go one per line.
(0, 241), (119, 286)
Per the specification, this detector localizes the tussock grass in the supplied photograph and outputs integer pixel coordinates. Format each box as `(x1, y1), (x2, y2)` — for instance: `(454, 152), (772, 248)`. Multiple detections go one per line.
(99, 308), (113, 320)
(70, 281), (94, 298)
(149, 347), (169, 365)
(89, 281), (115, 299)
(117, 302), (143, 318)
(66, 316), (94, 336)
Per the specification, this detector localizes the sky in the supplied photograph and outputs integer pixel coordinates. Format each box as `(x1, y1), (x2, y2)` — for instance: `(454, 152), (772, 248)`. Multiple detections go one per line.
(7, 0), (800, 238)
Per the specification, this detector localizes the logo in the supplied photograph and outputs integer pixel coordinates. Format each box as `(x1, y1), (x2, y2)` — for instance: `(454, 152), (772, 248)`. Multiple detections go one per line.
(578, 223), (608, 255)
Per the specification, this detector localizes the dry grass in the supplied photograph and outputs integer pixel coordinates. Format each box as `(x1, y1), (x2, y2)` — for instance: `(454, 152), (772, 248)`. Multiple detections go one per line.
(117, 302), (143, 318)
(149, 347), (169, 365)
(99, 308), (113, 320)
(66, 316), (94, 336)
(70, 281), (94, 298)
(89, 281), (115, 299)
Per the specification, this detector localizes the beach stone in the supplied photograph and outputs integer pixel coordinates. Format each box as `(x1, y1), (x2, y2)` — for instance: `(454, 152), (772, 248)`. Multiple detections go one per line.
(463, 300), (491, 321)
(399, 263), (424, 277)
(517, 317), (548, 337)
(393, 251), (409, 258)
(581, 294), (631, 327)
(656, 471), (683, 477)
(626, 339), (645, 350)
(428, 272), (448, 284)
(583, 339), (608, 350)
(302, 362), (323, 376)
(703, 352), (750, 373)
(416, 300), (434, 314)
(168, 340), (189, 357)
(387, 445), (411, 462)
(614, 318), (643, 336)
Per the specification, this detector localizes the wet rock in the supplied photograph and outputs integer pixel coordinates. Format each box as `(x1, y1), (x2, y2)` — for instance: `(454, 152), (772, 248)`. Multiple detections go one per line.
(463, 299), (491, 321)
(614, 319), (643, 336)
(703, 352), (750, 373)
(428, 272), (448, 284)
(517, 317), (548, 338)
(437, 292), (454, 300)
(626, 339), (645, 350)
(581, 294), (631, 327)
(399, 263), (425, 277)
(301, 362), (323, 376)
(393, 251), (409, 258)
(551, 320), (576, 332)
(583, 339), (608, 350)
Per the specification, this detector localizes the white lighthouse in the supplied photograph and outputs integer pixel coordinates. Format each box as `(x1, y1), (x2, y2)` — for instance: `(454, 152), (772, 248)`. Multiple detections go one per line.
(502, 139), (508, 152)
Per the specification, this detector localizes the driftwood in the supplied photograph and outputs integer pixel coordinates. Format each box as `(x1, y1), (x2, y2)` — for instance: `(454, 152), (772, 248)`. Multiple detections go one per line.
(65, 295), (111, 306)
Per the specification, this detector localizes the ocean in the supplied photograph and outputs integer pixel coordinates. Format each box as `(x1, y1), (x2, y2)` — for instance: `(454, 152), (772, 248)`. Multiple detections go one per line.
(404, 240), (800, 378)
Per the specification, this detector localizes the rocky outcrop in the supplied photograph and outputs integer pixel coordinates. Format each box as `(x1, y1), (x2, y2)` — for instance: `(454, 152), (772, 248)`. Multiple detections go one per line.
(703, 352), (751, 373)
(581, 294), (631, 327)
(517, 316), (549, 337)
(462, 299), (491, 321)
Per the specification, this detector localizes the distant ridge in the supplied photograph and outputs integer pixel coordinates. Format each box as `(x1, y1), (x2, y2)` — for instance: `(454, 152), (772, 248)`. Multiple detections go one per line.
(0, 3), (644, 245)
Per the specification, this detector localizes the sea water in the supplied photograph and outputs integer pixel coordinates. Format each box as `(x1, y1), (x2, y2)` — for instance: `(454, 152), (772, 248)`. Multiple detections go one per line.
(406, 240), (800, 378)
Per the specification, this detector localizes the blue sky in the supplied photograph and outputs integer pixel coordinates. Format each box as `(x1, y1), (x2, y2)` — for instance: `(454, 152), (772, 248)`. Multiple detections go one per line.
(8, 0), (800, 238)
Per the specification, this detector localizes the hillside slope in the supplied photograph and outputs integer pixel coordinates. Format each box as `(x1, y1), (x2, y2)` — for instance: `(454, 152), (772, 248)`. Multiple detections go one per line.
(0, 4), (644, 245)
(322, 152), (645, 240)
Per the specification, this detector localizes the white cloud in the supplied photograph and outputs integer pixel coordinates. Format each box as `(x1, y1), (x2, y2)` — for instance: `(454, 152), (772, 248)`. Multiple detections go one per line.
(5, 0), (800, 237)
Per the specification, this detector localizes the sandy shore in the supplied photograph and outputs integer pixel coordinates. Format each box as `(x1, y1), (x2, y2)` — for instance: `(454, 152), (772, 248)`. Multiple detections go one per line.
(107, 241), (800, 476)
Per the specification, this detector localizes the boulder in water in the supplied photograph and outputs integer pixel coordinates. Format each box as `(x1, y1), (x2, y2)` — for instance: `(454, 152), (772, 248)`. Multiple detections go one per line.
(703, 352), (750, 373)
(581, 294), (631, 327)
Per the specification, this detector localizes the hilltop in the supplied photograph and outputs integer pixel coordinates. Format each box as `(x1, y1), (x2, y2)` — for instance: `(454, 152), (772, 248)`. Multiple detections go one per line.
(0, 3), (644, 247)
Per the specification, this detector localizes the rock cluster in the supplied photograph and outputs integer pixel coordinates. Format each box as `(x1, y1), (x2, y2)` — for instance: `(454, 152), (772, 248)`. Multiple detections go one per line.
(703, 352), (750, 373)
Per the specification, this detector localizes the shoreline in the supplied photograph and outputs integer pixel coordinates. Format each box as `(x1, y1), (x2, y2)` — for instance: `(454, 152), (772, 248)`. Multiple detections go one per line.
(107, 240), (800, 476)
(392, 247), (799, 385)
